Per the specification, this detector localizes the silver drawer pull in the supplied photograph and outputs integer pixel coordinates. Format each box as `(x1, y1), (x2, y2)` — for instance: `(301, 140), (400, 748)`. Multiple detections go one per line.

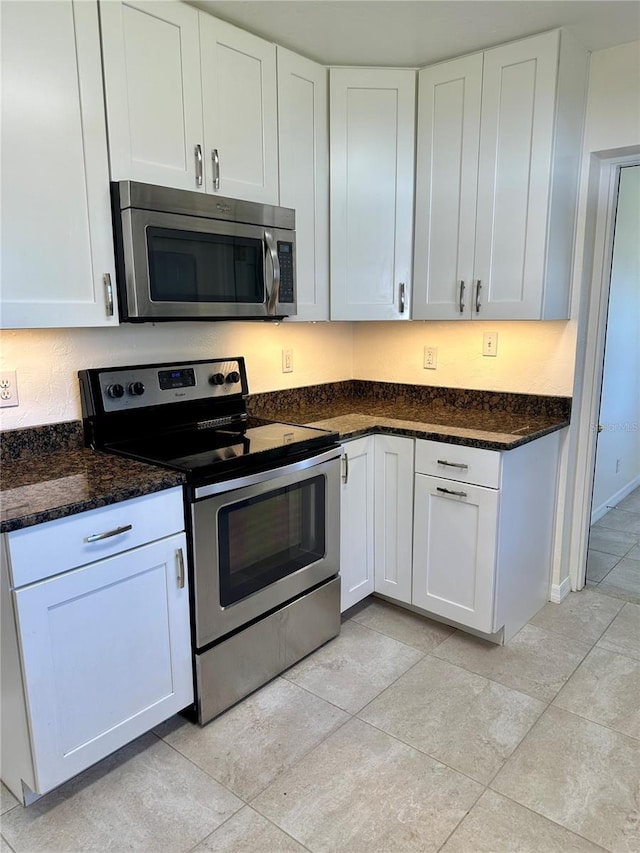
(84, 524), (132, 543)
(342, 452), (349, 484)
(436, 487), (467, 498)
(436, 459), (469, 470)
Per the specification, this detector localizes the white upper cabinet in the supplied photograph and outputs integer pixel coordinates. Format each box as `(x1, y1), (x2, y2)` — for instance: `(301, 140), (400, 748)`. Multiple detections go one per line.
(100, 0), (204, 191)
(1, 0), (117, 328)
(277, 48), (329, 321)
(413, 30), (588, 321)
(200, 16), (278, 203)
(100, 2), (279, 203)
(330, 69), (416, 321)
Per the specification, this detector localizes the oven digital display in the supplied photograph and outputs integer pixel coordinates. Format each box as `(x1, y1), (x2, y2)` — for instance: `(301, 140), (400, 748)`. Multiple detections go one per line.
(158, 367), (196, 390)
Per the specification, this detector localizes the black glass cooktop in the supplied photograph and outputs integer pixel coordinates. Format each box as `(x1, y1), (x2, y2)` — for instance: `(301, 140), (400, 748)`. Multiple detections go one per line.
(106, 417), (338, 480)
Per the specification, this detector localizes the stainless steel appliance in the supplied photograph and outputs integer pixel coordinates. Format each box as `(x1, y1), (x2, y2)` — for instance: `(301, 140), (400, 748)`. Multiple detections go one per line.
(111, 182), (297, 322)
(79, 358), (340, 723)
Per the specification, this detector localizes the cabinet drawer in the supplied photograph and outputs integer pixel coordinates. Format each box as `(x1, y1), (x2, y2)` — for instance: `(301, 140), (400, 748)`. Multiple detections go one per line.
(6, 487), (184, 588)
(415, 440), (501, 488)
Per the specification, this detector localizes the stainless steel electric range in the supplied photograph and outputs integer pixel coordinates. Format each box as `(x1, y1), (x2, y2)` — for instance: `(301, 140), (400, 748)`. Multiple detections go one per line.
(79, 357), (341, 723)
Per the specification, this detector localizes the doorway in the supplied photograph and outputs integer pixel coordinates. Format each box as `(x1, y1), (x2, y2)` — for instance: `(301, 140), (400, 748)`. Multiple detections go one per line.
(585, 164), (640, 602)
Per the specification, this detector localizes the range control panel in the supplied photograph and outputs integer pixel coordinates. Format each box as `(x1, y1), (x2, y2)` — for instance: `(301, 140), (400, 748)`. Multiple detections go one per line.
(92, 358), (247, 413)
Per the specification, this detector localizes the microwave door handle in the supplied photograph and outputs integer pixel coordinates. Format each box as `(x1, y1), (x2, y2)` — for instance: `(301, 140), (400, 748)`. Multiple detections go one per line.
(264, 229), (280, 315)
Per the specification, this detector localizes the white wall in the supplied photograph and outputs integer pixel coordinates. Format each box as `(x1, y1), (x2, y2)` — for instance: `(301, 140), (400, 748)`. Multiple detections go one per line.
(559, 39), (640, 592)
(592, 165), (640, 517)
(0, 322), (353, 429)
(353, 320), (575, 396)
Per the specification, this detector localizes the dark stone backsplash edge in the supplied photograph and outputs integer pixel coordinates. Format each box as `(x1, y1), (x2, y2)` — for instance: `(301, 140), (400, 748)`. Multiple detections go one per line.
(247, 380), (571, 420)
(1, 420), (84, 465)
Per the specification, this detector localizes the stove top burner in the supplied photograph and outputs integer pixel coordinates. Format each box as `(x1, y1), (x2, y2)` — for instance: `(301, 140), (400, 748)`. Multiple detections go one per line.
(79, 358), (339, 482)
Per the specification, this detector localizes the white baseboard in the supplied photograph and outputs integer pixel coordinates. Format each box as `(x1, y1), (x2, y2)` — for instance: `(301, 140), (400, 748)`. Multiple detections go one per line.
(550, 577), (571, 604)
(591, 473), (640, 524)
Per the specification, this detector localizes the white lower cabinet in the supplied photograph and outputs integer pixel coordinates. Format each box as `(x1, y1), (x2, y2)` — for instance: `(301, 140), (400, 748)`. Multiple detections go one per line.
(411, 434), (561, 639)
(1, 488), (193, 803)
(340, 437), (375, 611)
(412, 475), (499, 631)
(374, 435), (414, 604)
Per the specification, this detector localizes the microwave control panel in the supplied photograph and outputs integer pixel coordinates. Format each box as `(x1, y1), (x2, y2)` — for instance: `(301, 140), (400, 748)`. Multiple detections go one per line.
(277, 242), (294, 304)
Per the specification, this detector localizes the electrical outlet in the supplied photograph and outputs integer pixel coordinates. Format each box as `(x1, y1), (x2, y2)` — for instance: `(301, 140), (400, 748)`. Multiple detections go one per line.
(482, 332), (498, 357)
(424, 346), (437, 369)
(282, 348), (293, 373)
(0, 370), (19, 408)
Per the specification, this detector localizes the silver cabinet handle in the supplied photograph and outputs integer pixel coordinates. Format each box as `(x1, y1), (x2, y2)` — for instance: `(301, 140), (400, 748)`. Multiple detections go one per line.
(459, 280), (465, 314)
(436, 487), (467, 498)
(342, 452), (349, 484)
(84, 524), (132, 543)
(436, 459), (469, 470)
(475, 279), (482, 313)
(399, 282), (406, 314)
(195, 144), (203, 187)
(176, 548), (185, 589)
(264, 229), (280, 315)
(103, 273), (114, 317)
(212, 148), (220, 190)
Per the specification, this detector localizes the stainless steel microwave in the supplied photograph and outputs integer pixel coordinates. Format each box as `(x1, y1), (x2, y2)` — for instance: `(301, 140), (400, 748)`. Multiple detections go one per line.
(112, 181), (296, 321)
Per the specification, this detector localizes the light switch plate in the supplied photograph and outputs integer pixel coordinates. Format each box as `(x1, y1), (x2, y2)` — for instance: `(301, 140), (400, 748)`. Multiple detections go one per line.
(482, 333), (498, 357)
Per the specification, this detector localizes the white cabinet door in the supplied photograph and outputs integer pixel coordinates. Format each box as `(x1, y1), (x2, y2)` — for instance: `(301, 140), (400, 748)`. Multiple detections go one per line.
(474, 31), (560, 320)
(340, 437), (375, 612)
(374, 435), (414, 604)
(413, 54), (483, 320)
(200, 15), (278, 203)
(330, 69), (416, 320)
(412, 474), (499, 633)
(100, 0), (204, 191)
(277, 48), (329, 321)
(1, 0), (117, 328)
(14, 533), (193, 795)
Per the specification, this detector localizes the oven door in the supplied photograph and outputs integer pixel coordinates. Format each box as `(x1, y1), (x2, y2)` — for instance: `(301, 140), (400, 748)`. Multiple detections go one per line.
(119, 208), (295, 320)
(191, 448), (340, 648)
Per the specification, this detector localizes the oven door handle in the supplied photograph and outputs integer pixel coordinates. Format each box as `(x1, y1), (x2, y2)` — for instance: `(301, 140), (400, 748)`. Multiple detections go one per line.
(193, 446), (342, 500)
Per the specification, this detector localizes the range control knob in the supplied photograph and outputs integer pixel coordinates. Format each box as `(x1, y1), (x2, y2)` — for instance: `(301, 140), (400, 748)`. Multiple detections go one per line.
(106, 383), (124, 399)
(128, 381), (145, 397)
(209, 372), (225, 386)
(226, 371), (241, 384)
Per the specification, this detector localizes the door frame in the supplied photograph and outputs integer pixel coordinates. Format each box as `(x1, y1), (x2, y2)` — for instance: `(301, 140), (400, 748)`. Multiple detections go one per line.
(567, 149), (640, 592)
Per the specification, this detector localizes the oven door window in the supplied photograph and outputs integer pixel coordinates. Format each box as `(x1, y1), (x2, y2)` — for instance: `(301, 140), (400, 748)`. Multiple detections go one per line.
(218, 475), (326, 607)
(146, 227), (263, 303)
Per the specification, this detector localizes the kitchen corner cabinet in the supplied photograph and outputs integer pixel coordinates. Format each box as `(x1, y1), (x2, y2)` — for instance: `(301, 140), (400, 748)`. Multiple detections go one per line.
(330, 69), (416, 321)
(340, 437), (375, 611)
(0, 489), (193, 803)
(374, 435), (414, 604)
(412, 434), (560, 639)
(1, 0), (117, 329)
(413, 30), (588, 321)
(100, 1), (279, 204)
(277, 48), (330, 321)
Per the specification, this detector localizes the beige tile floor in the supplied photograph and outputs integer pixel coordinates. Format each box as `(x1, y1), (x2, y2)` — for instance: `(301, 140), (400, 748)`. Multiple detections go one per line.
(587, 487), (640, 603)
(2, 590), (639, 853)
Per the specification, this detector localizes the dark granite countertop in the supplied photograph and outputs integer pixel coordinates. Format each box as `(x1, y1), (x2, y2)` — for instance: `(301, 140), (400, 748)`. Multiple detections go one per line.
(1, 381), (569, 533)
(1, 424), (184, 533)
(247, 381), (570, 451)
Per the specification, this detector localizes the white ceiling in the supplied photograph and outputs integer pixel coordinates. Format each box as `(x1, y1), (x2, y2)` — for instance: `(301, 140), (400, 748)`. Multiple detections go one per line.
(193, 0), (640, 66)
